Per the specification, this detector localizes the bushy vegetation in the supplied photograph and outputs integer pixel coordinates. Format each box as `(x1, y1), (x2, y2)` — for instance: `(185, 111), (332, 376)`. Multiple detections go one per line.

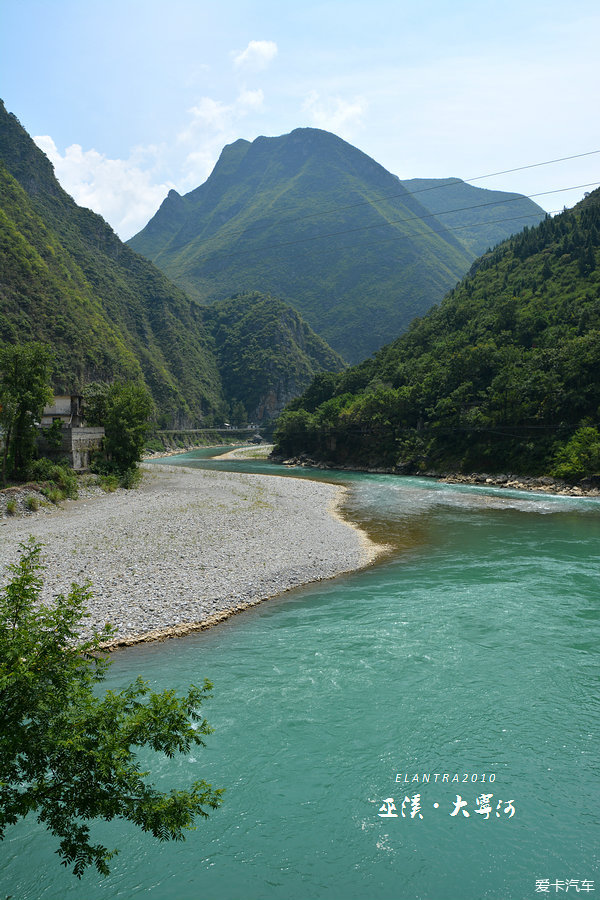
(275, 190), (600, 480)
(0, 539), (223, 877)
(0, 341), (54, 484)
(84, 380), (154, 485)
(27, 458), (79, 501)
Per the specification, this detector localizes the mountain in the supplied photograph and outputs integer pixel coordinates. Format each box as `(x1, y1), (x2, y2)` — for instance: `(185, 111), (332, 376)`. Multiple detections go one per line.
(128, 129), (472, 363)
(400, 177), (546, 257)
(204, 291), (345, 423)
(274, 188), (600, 478)
(0, 100), (224, 426)
(129, 129), (545, 364)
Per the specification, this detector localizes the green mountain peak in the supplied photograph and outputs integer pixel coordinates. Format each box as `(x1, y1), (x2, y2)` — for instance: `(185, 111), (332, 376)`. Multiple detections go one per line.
(129, 128), (545, 363)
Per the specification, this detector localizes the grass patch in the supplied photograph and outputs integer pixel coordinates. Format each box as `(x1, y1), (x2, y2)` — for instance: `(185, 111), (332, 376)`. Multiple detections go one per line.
(98, 474), (119, 492)
(42, 486), (64, 505)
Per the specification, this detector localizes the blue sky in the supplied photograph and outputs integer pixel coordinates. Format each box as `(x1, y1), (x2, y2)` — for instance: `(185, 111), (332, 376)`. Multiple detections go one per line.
(2, 0), (599, 238)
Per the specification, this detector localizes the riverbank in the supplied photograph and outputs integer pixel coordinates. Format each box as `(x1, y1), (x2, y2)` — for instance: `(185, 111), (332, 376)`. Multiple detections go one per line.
(0, 464), (382, 649)
(274, 455), (600, 498)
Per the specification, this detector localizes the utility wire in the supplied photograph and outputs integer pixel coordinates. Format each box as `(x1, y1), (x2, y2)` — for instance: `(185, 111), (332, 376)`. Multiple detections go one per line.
(179, 147), (600, 248)
(206, 181), (600, 261)
(332, 210), (563, 256)
(464, 149), (600, 184)
(273, 148), (600, 226)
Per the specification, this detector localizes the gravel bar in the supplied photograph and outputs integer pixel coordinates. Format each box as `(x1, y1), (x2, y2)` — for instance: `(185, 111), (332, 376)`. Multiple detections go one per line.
(0, 464), (381, 648)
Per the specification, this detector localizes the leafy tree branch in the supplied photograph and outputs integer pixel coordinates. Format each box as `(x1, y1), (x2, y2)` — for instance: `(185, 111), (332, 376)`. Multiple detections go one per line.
(0, 539), (223, 878)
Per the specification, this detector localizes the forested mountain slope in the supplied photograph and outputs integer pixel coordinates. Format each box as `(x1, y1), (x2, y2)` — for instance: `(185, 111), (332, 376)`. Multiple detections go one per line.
(0, 100), (223, 426)
(274, 189), (600, 478)
(205, 292), (345, 423)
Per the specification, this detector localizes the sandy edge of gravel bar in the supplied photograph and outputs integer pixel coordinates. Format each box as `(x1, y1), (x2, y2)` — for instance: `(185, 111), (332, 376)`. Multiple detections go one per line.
(0, 463), (384, 650)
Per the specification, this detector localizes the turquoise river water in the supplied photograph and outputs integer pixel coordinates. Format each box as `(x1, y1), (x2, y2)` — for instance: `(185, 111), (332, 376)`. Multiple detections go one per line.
(1, 450), (599, 899)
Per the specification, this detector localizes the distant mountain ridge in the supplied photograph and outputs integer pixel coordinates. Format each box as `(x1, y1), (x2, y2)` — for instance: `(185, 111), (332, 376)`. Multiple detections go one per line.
(399, 177), (546, 257)
(129, 128), (546, 363)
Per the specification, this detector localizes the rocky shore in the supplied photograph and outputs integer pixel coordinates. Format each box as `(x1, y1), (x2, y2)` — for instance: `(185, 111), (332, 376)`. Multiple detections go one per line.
(436, 471), (600, 496)
(275, 455), (600, 497)
(0, 464), (381, 649)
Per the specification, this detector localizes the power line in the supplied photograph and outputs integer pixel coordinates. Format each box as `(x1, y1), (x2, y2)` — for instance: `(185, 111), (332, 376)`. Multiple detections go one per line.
(275, 149), (600, 226)
(181, 147), (600, 248)
(207, 181), (599, 261)
(465, 149), (600, 184)
(335, 210), (563, 256)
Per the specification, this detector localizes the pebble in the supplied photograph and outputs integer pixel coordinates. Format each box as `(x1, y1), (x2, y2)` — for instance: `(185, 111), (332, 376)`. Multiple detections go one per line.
(0, 464), (380, 648)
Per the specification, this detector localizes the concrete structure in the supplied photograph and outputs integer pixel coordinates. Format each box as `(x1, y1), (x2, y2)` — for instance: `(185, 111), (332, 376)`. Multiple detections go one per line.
(39, 395), (104, 470)
(40, 394), (85, 427)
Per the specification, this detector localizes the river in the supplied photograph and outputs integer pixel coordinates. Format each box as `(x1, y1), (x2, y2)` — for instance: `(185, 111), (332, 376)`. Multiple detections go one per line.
(2, 451), (599, 899)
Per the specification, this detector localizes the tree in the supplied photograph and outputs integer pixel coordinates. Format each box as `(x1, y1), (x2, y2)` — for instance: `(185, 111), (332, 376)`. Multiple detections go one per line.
(551, 426), (600, 480)
(0, 342), (54, 485)
(0, 539), (223, 877)
(231, 399), (248, 427)
(81, 381), (111, 426)
(102, 381), (155, 474)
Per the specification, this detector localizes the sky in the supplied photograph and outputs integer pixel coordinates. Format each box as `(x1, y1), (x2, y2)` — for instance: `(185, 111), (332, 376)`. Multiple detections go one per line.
(1, 0), (599, 239)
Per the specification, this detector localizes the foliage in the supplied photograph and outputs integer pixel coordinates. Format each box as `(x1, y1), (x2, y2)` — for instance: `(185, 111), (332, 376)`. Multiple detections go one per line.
(26, 458), (79, 499)
(0, 539), (223, 877)
(551, 427), (600, 480)
(0, 341), (54, 484)
(45, 419), (64, 451)
(102, 381), (155, 476)
(97, 473), (119, 492)
(275, 189), (600, 478)
(82, 381), (111, 426)
(143, 437), (165, 453)
(118, 464), (143, 489)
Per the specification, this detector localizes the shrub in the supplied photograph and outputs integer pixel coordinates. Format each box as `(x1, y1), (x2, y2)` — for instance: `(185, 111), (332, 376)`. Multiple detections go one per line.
(98, 474), (119, 493)
(103, 382), (154, 473)
(5, 498), (17, 515)
(28, 459), (78, 500)
(551, 427), (600, 481)
(119, 466), (142, 489)
(42, 486), (63, 505)
(25, 495), (40, 512)
(0, 539), (223, 877)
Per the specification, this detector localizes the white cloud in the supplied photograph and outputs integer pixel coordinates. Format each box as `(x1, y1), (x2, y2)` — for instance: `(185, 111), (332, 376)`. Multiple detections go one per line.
(232, 40), (278, 71)
(184, 89), (264, 133)
(31, 83), (271, 238)
(176, 89), (265, 189)
(301, 91), (366, 139)
(34, 135), (174, 239)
